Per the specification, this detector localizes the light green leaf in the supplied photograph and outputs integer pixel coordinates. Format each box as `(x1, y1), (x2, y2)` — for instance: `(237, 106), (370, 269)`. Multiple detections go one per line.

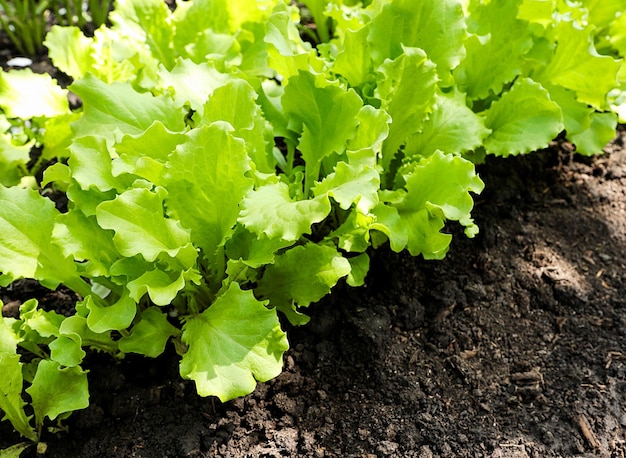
(119, 307), (178, 358)
(41, 112), (81, 161)
(165, 124), (253, 259)
(238, 21), (273, 77)
(313, 161), (380, 213)
(113, 121), (187, 185)
(58, 315), (117, 354)
(483, 78), (564, 157)
(282, 71), (363, 185)
(126, 269), (186, 306)
(198, 79), (274, 173)
(26, 360), (89, 428)
(376, 48), (438, 168)
(570, 112), (618, 156)
(180, 282), (288, 401)
(70, 74), (186, 143)
(0, 353), (36, 441)
(45, 26), (95, 79)
(455, 0), (533, 100)
(608, 12), (626, 56)
(369, 0), (466, 84)
(49, 335), (86, 368)
(0, 133), (30, 187)
(346, 105), (391, 161)
(256, 243), (351, 308)
(172, 0), (276, 35)
(157, 59), (231, 112)
(371, 198), (412, 252)
(333, 23), (372, 88)
(19, 299), (63, 339)
(534, 20), (621, 109)
(84, 292), (137, 333)
(110, 0), (175, 69)
(518, 0), (554, 27)
(265, 3), (325, 81)
(0, 186), (78, 288)
(405, 89), (491, 158)
(239, 181), (331, 241)
(0, 314), (20, 354)
(53, 210), (119, 278)
(96, 187), (193, 263)
(587, 0), (626, 30)
(545, 84), (592, 137)
(80, 26), (142, 84)
(346, 252), (370, 287)
(0, 318), (37, 441)
(328, 210), (373, 253)
(303, 0), (332, 42)
(391, 151), (484, 259)
(225, 226), (293, 268)
(0, 443), (31, 457)
(109, 247), (197, 283)
(68, 135), (124, 192)
(0, 69), (69, 119)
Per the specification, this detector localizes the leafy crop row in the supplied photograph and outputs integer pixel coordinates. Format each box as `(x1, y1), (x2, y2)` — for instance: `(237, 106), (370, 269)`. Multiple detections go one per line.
(0, 0), (625, 451)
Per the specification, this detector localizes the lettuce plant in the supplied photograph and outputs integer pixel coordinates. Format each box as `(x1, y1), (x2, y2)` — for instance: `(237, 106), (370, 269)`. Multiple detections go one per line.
(0, 0), (624, 449)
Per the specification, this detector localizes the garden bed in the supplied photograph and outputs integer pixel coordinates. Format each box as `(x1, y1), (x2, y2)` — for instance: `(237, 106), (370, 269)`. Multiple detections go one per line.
(0, 2), (626, 458)
(2, 130), (625, 457)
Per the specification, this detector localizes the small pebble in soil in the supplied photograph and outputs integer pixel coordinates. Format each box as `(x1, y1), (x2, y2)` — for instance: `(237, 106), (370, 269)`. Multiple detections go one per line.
(6, 57), (32, 67)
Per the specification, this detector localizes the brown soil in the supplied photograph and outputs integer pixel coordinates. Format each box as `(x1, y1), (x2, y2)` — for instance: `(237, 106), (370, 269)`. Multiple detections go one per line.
(1, 129), (625, 457)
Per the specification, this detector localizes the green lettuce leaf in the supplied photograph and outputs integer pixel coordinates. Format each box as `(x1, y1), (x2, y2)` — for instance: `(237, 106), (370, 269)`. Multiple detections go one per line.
(375, 47), (437, 169)
(265, 3), (325, 81)
(157, 59), (231, 112)
(197, 79), (274, 173)
(25, 360), (89, 432)
(405, 88), (491, 158)
(369, 0), (465, 85)
(0, 69), (69, 119)
(313, 161), (380, 213)
(382, 151), (484, 259)
(0, 186), (83, 292)
(0, 134), (31, 187)
(70, 75), (186, 143)
(282, 70), (363, 188)
(44, 26), (96, 79)
(95, 187), (194, 263)
(118, 307), (179, 358)
(179, 282), (288, 401)
(239, 181), (331, 241)
(0, 317), (37, 441)
(483, 78), (563, 157)
(455, 0), (533, 101)
(256, 243), (351, 308)
(83, 292), (137, 333)
(534, 20), (621, 110)
(165, 123), (253, 265)
(112, 121), (187, 185)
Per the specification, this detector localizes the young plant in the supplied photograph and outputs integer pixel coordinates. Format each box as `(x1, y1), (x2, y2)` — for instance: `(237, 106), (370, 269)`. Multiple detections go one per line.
(0, 0), (624, 450)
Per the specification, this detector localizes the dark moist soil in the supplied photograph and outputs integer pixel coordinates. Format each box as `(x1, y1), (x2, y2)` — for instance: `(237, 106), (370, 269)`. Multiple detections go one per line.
(2, 131), (625, 458)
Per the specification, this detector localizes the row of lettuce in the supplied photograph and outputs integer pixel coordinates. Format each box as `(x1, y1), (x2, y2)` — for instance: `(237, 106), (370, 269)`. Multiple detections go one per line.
(0, 0), (625, 448)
